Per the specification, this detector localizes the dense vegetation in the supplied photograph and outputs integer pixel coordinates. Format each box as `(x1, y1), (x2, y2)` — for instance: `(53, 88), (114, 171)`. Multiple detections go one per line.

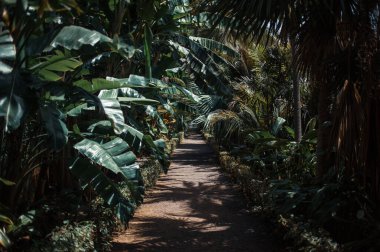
(0, 0), (379, 251)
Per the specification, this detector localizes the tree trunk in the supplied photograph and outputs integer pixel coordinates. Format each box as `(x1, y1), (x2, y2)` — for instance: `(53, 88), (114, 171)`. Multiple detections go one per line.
(316, 80), (332, 178)
(290, 41), (302, 142)
(111, 1), (127, 37)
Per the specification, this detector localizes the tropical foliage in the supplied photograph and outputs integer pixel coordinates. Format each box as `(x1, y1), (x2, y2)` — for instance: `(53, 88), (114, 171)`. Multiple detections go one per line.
(1, 0), (380, 251)
(198, 0), (380, 250)
(0, 0), (206, 249)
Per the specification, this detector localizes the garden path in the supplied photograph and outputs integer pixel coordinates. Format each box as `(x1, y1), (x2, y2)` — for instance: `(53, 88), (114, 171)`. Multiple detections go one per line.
(112, 134), (284, 252)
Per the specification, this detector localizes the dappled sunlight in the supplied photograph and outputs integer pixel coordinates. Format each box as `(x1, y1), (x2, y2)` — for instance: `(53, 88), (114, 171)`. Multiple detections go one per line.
(112, 135), (282, 252)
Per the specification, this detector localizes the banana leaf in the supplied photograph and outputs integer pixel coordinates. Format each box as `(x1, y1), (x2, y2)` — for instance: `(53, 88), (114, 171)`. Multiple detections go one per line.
(87, 121), (144, 152)
(45, 25), (112, 51)
(0, 95), (25, 131)
(98, 89), (125, 134)
(70, 157), (135, 223)
(40, 103), (68, 150)
(74, 137), (144, 202)
(0, 24), (16, 74)
(74, 138), (135, 175)
(30, 51), (82, 81)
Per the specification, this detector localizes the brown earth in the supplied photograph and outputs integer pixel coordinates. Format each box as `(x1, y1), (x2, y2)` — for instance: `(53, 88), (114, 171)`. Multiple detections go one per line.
(112, 134), (285, 252)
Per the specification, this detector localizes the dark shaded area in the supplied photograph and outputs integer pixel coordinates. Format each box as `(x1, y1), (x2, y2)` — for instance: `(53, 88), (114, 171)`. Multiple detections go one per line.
(113, 134), (284, 252)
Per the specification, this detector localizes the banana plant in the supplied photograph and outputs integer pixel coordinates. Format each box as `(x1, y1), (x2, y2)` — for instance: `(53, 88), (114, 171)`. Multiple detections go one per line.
(71, 137), (144, 222)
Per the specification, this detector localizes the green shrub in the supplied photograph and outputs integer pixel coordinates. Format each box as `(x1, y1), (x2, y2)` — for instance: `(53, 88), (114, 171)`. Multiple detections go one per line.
(36, 221), (96, 252)
(140, 159), (163, 189)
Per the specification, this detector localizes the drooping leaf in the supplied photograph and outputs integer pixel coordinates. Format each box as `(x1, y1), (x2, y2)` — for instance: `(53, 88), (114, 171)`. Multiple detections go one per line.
(98, 89), (125, 134)
(40, 103), (68, 150)
(73, 137), (144, 204)
(305, 117), (317, 133)
(119, 124), (144, 152)
(30, 51), (82, 81)
(271, 117), (286, 136)
(70, 157), (135, 223)
(88, 121), (144, 153)
(74, 138), (131, 175)
(0, 23), (16, 74)
(66, 103), (89, 117)
(45, 25), (112, 51)
(0, 214), (13, 226)
(0, 95), (25, 131)
(0, 228), (11, 249)
(118, 87), (143, 98)
(75, 76), (166, 94)
(0, 177), (15, 187)
(284, 126), (295, 139)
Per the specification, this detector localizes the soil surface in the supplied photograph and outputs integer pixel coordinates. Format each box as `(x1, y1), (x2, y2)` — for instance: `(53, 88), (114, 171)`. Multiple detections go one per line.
(112, 134), (284, 252)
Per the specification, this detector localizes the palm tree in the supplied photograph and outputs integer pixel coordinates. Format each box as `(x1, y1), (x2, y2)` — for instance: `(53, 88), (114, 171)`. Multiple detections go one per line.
(205, 0), (380, 200)
(290, 39), (302, 143)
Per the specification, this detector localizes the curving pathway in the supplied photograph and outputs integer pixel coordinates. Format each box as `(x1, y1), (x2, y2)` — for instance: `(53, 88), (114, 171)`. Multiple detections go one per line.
(112, 134), (284, 252)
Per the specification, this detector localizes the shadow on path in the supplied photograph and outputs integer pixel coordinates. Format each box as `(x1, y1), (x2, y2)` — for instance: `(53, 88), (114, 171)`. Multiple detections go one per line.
(112, 134), (284, 252)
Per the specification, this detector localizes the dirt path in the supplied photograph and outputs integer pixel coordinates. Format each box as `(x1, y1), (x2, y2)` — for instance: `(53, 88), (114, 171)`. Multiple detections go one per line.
(112, 134), (284, 252)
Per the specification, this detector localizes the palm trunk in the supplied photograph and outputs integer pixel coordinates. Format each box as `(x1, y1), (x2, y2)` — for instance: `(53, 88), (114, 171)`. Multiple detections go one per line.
(316, 79), (332, 178)
(290, 40), (302, 142)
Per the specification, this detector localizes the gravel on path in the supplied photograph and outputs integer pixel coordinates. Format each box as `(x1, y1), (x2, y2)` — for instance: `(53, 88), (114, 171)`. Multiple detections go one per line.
(112, 134), (284, 252)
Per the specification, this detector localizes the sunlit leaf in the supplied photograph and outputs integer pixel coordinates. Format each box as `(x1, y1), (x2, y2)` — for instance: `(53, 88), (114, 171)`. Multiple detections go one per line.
(0, 95), (25, 131)
(45, 25), (112, 51)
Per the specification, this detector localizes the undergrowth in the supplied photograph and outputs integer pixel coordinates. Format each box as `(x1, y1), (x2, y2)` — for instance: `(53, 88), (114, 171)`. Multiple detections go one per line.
(206, 133), (380, 252)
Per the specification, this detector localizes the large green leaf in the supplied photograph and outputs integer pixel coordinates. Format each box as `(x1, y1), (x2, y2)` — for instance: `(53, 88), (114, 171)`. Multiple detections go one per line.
(88, 121), (144, 153)
(30, 51), (82, 81)
(0, 228), (11, 249)
(40, 103), (68, 150)
(118, 87), (143, 98)
(74, 79), (126, 94)
(66, 103), (89, 117)
(70, 158), (135, 223)
(0, 177), (15, 187)
(75, 75), (165, 94)
(98, 89), (125, 134)
(271, 117), (286, 136)
(45, 25), (112, 51)
(189, 36), (240, 58)
(0, 95), (25, 131)
(74, 138), (135, 175)
(119, 124), (144, 152)
(0, 23), (16, 74)
(73, 137), (144, 204)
